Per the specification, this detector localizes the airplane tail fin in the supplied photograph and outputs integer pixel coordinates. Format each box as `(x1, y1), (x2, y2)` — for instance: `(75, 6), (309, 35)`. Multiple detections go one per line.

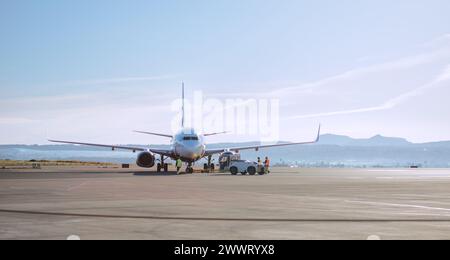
(182, 82), (185, 128)
(315, 124), (321, 142)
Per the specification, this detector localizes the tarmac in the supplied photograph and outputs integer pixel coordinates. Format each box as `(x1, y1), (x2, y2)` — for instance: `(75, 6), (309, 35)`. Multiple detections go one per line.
(1, 166), (450, 240)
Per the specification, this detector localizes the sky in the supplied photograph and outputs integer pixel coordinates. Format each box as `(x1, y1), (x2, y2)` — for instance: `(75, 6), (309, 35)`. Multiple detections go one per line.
(1, 0), (450, 144)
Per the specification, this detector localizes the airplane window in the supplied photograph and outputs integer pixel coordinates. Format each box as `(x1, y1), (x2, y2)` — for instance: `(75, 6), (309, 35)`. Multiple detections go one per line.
(183, 136), (199, 141)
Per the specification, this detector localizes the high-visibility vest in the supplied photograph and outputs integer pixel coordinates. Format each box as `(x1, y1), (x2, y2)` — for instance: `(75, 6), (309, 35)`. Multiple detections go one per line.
(265, 159), (270, 167)
(176, 160), (182, 167)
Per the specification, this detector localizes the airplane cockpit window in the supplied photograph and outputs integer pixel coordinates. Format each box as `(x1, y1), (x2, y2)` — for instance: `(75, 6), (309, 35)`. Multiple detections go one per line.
(183, 136), (199, 141)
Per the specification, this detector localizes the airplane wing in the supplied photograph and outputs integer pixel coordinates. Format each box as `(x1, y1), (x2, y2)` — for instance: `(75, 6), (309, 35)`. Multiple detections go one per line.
(204, 131), (229, 137)
(204, 125), (321, 156)
(48, 139), (173, 157)
(133, 131), (173, 138)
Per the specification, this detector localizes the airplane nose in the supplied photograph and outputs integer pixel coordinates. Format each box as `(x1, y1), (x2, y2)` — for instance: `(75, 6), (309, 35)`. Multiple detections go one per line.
(180, 144), (204, 159)
(190, 145), (203, 154)
(188, 145), (203, 158)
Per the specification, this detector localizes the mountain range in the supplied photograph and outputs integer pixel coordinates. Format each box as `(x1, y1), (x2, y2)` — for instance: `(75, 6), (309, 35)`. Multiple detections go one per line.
(1, 134), (450, 168)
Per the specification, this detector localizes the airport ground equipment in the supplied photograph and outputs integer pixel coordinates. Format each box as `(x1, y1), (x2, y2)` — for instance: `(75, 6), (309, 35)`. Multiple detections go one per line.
(219, 151), (241, 171)
(229, 160), (263, 176)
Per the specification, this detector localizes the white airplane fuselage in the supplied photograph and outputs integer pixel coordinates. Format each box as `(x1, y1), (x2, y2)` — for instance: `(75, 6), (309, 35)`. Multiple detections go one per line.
(171, 128), (206, 163)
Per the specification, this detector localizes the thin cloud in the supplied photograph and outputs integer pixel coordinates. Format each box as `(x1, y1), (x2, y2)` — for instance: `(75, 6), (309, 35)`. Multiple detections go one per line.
(422, 33), (450, 48)
(1, 94), (91, 105)
(208, 43), (450, 101)
(0, 117), (36, 124)
(285, 66), (450, 120)
(272, 44), (450, 98)
(62, 74), (180, 86)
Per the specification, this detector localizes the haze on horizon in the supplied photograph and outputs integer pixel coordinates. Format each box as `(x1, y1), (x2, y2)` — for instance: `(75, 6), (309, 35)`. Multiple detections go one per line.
(1, 0), (450, 145)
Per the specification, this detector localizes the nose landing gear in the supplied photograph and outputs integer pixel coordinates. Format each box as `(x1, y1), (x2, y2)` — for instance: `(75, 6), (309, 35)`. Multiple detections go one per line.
(186, 163), (194, 174)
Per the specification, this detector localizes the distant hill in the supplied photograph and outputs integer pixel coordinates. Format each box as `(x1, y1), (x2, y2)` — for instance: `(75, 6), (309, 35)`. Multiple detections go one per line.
(0, 134), (441, 149)
(318, 134), (411, 146)
(1, 134), (450, 168)
(207, 134), (435, 148)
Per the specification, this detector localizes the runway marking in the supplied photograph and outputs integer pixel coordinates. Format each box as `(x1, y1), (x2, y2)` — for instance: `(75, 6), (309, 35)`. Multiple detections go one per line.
(2, 209), (450, 222)
(367, 235), (381, 240)
(67, 235), (81, 240)
(66, 181), (89, 191)
(367, 170), (409, 172)
(394, 212), (450, 217)
(347, 200), (450, 213)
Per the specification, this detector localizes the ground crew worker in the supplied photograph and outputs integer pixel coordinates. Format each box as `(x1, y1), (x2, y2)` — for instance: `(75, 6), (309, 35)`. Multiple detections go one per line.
(257, 157), (263, 174)
(264, 157), (270, 174)
(176, 159), (183, 174)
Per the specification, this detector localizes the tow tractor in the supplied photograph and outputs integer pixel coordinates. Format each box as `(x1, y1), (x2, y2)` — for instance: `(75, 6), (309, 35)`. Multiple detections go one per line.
(229, 160), (266, 175)
(219, 151), (241, 171)
(219, 152), (266, 176)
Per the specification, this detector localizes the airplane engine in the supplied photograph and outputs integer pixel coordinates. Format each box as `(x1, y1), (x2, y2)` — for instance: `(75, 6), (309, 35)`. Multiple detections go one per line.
(136, 151), (155, 168)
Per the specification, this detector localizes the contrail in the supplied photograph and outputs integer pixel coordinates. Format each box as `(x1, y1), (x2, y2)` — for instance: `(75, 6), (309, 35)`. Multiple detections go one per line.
(285, 65), (450, 120)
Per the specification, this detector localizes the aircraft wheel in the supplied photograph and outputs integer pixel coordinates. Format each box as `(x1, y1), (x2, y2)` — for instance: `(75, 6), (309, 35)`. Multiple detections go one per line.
(157, 163), (161, 172)
(164, 163), (169, 172)
(210, 164), (215, 171)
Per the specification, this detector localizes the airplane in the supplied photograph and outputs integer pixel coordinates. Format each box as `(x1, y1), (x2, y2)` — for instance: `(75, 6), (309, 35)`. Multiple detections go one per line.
(49, 83), (321, 174)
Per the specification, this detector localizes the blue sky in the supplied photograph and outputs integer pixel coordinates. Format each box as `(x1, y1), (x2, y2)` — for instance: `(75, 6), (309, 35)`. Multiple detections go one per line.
(1, 0), (450, 144)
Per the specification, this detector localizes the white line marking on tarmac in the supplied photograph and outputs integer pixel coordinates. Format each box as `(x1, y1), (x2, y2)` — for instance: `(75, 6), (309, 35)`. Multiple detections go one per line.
(393, 212), (450, 217)
(367, 235), (381, 240)
(367, 170), (409, 172)
(347, 200), (450, 213)
(66, 181), (88, 191)
(374, 176), (450, 180)
(67, 235), (81, 240)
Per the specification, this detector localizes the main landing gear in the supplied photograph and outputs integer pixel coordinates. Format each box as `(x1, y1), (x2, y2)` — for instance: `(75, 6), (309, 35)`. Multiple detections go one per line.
(156, 155), (169, 173)
(203, 156), (215, 172)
